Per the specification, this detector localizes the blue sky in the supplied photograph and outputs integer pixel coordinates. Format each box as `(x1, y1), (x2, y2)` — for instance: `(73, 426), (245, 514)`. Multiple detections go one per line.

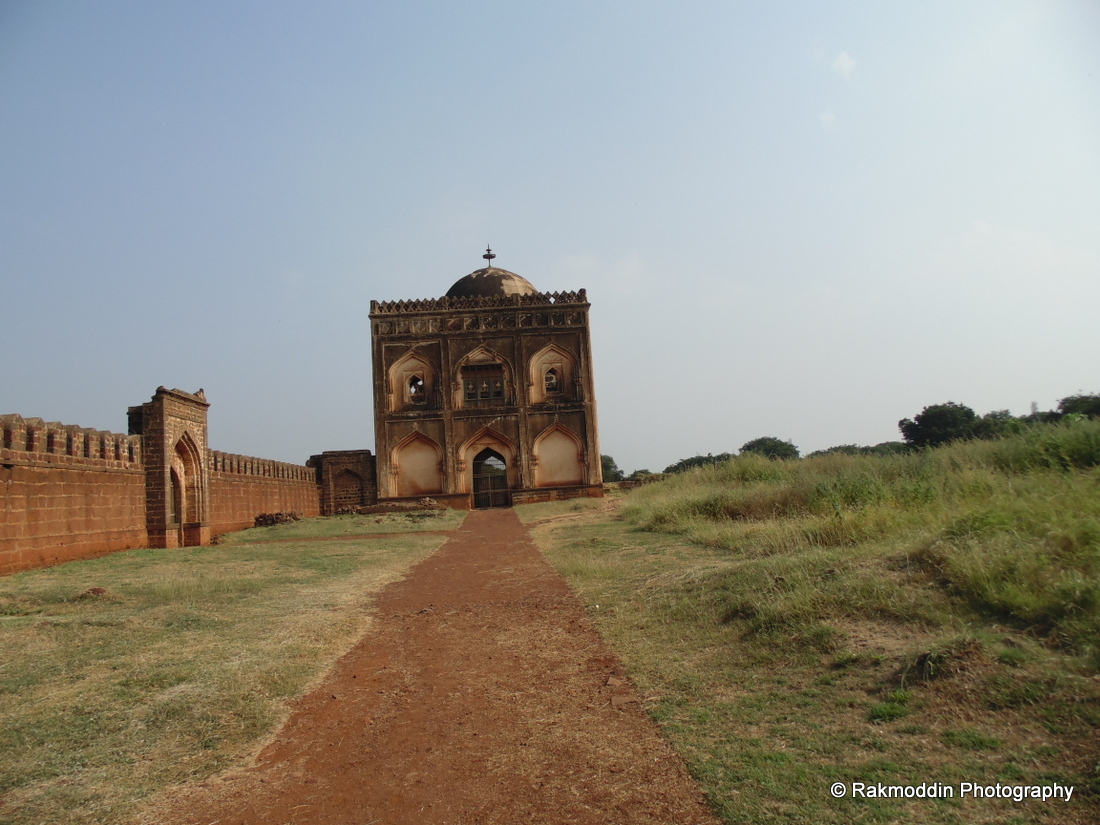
(2, 1), (1098, 473)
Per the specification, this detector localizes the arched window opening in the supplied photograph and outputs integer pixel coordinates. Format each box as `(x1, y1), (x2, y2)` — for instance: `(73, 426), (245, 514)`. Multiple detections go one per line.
(169, 468), (181, 524)
(544, 368), (560, 395)
(407, 374), (426, 404)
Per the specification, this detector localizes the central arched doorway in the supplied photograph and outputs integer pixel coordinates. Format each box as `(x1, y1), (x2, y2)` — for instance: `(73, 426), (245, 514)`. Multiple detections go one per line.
(472, 448), (510, 509)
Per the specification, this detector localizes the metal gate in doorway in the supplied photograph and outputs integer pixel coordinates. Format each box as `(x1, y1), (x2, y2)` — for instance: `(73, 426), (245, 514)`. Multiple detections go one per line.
(472, 448), (510, 509)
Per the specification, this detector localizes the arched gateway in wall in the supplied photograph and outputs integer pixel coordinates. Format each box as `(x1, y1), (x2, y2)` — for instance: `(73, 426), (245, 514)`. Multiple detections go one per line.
(370, 248), (604, 508)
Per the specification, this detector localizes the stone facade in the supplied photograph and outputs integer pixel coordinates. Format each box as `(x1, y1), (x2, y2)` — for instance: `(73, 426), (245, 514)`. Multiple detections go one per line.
(370, 263), (603, 509)
(128, 387), (213, 548)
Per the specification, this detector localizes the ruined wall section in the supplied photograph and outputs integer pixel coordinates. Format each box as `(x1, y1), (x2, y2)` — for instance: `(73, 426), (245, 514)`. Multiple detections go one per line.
(307, 450), (377, 515)
(0, 415), (145, 575)
(208, 450), (321, 535)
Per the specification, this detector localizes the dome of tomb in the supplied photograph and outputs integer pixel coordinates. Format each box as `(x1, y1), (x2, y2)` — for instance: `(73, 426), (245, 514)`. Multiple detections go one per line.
(445, 247), (538, 298)
(446, 267), (538, 299)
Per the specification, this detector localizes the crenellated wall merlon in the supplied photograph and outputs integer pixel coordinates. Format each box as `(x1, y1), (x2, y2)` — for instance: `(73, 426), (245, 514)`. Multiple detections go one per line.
(209, 449), (317, 483)
(370, 289), (588, 314)
(0, 414), (142, 470)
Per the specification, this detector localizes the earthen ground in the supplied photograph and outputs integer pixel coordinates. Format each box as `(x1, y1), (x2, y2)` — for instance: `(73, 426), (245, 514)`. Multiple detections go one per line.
(148, 509), (721, 825)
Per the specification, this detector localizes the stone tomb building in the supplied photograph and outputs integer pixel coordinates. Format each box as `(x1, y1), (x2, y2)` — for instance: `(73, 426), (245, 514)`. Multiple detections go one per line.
(370, 259), (603, 508)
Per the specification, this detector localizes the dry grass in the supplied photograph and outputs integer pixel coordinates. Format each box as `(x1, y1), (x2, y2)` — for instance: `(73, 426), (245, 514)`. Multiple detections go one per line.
(0, 516), (458, 825)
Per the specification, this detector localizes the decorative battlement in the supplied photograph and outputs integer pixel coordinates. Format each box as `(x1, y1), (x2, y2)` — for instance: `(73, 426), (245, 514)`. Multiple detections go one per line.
(210, 449), (316, 482)
(370, 289), (587, 315)
(0, 414), (141, 468)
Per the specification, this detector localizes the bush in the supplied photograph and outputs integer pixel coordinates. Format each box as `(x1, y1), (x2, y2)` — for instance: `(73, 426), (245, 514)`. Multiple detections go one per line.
(253, 512), (302, 527)
(899, 402), (978, 448)
(740, 437), (799, 460)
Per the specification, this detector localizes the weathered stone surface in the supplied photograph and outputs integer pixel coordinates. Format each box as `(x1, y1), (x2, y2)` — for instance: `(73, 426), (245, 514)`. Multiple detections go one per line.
(371, 258), (603, 509)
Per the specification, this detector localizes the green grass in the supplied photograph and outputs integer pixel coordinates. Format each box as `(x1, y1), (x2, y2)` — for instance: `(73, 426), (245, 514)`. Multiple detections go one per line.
(0, 514), (459, 825)
(622, 420), (1100, 665)
(216, 508), (464, 543)
(525, 422), (1100, 824)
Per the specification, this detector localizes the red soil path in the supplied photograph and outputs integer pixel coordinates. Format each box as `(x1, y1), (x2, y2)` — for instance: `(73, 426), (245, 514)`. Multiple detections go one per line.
(154, 509), (720, 825)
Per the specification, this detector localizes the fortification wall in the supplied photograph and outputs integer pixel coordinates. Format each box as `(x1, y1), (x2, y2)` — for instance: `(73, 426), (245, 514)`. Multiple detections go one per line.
(208, 450), (321, 536)
(0, 415), (146, 575)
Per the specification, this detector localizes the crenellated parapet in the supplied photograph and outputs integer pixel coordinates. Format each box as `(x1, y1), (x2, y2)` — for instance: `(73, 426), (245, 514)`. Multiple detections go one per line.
(210, 449), (316, 483)
(2, 388), (327, 574)
(370, 289), (587, 314)
(0, 414), (142, 470)
(371, 290), (591, 338)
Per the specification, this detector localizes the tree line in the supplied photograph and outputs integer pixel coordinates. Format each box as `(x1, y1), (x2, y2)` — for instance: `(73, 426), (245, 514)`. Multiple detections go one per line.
(600, 392), (1100, 480)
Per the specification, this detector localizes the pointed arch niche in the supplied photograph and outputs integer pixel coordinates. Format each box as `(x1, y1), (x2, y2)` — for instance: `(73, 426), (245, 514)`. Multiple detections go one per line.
(332, 469), (365, 510)
(392, 432), (443, 497)
(533, 425), (585, 487)
(458, 427), (519, 494)
(388, 350), (436, 412)
(528, 343), (577, 404)
(171, 431), (205, 545)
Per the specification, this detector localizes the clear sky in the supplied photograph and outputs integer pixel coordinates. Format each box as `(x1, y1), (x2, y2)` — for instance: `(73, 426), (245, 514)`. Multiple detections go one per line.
(2, 1), (1098, 474)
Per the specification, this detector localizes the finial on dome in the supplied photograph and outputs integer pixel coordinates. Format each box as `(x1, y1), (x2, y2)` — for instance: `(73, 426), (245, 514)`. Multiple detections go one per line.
(482, 245), (496, 264)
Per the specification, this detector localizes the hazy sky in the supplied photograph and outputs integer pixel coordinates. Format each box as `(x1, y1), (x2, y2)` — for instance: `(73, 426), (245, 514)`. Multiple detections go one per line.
(2, 1), (1098, 474)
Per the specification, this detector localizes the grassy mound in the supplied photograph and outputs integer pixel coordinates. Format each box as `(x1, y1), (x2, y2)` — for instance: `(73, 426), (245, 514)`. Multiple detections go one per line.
(529, 420), (1100, 824)
(623, 419), (1100, 666)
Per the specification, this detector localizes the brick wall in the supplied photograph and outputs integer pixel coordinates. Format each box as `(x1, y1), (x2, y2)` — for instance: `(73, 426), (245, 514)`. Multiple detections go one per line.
(208, 450), (321, 535)
(307, 450), (377, 515)
(1, 415), (146, 575)
(2, 393), (331, 575)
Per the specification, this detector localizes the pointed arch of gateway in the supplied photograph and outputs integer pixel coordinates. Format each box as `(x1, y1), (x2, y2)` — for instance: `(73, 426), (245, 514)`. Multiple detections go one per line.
(457, 426), (519, 494)
(391, 431), (444, 497)
(533, 424), (586, 487)
(471, 447), (510, 508)
(172, 431), (205, 545)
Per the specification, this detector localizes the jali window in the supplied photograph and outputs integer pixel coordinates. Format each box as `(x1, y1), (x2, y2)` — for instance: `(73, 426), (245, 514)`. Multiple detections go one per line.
(462, 364), (506, 406)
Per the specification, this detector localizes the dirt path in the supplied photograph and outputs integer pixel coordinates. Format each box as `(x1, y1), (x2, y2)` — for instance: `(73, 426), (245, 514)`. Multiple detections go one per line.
(152, 509), (720, 825)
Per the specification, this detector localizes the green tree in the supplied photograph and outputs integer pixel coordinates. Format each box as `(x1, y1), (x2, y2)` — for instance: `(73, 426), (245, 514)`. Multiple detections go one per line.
(663, 453), (733, 474)
(1057, 393), (1100, 418)
(807, 444), (861, 457)
(808, 442), (908, 458)
(865, 441), (908, 456)
(898, 402), (977, 448)
(601, 454), (625, 482)
(740, 437), (799, 460)
(971, 409), (1025, 440)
